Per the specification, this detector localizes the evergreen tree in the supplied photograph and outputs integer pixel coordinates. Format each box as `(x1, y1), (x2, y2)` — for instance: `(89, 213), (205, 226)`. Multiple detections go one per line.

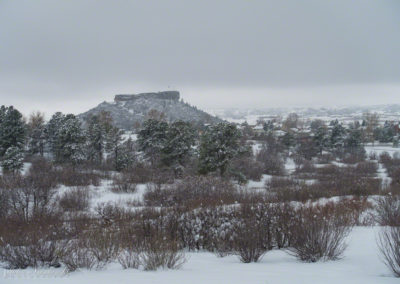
(313, 126), (329, 155)
(47, 113), (86, 164)
(114, 137), (136, 171)
(56, 114), (86, 164)
(1, 146), (24, 173)
(86, 114), (104, 164)
(46, 112), (66, 159)
(0, 105), (26, 157)
(345, 123), (364, 155)
(27, 112), (46, 156)
(198, 122), (243, 176)
(137, 119), (168, 165)
(329, 120), (346, 152)
(105, 126), (125, 171)
(161, 120), (196, 168)
(281, 132), (296, 149)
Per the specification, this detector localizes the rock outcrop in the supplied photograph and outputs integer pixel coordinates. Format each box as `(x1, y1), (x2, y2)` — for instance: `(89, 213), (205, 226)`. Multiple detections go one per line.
(79, 91), (221, 130)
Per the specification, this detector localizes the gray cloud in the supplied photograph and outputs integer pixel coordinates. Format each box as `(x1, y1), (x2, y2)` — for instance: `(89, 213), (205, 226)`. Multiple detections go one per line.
(1, 0), (400, 115)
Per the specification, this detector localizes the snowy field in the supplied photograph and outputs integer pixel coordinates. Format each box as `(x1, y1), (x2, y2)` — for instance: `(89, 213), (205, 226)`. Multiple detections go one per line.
(0, 227), (397, 284)
(365, 144), (400, 157)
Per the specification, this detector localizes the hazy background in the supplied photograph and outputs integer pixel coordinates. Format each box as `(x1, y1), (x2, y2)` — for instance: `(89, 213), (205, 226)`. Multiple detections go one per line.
(1, 0), (400, 117)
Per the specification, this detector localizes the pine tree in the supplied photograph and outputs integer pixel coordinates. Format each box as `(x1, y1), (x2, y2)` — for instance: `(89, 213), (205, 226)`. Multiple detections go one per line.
(46, 112), (66, 160)
(161, 120), (196, 168)
(281, 132), (296, 149)
(137, 119), (168, 165)
(114, 137), (136, 171)
(329, 120), (346, 152)
(313, 126), (329, 155)
(27, 112), (46, 156)
(86, 114), (104, 164)
(345, 123), (364, 156)
(105, 126), (125, 171)
(0, 105), (26, 157)
(198, 122), (242, 176)
(1, 146), (24, 173)
(58, 115), (86, 164)
(47, 113), (86, 164)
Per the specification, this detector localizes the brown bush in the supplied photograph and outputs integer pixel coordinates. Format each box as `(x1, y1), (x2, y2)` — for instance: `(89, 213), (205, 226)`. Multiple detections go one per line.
(0, 213), (66, 269)
(140, 236), (186, 271)
(288, 204), (353, 262)
(375, 194), (400, 226)
(231, 204), (274, 263)
(144, 176), (238, 208)
(0, 173), (58, 222)
(58, 187), (90, 212)
(378, 226), (400, 277)
(55, 166), (101, 187)
(111, 172), (138, 193)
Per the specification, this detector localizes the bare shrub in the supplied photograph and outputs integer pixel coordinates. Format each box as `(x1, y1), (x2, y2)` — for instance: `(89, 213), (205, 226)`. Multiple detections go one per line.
(353, 161), (378, 176)
(294, 160), (316, 175)
(0, 215), (66, 269)
(229, 156), (264, 183)
(58, 187), (90, 212)
(341, 152), (365, 164)
(111, 172), (137, 193)
(55, 166), (100, 187)
(317, 153), (334, 164)
(0, 173), (58, 222)
(265, 177), (320, 202)
(288, 205), (352, 262)
(144, 176), (238, 208)
(140, 236), (186, 271)
(80, 228), (120, 268)
(61, 243), (97, 272)
(256, 147), (286, 175)
(376, 194), (400, 226)
(231, 204), (274, 263)
(378, 226), (400, 277)
(118, 248), (141, 269)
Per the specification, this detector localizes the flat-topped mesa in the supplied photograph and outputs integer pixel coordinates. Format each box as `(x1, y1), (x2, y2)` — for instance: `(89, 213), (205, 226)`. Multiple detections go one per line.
(114, 91), (180, 102)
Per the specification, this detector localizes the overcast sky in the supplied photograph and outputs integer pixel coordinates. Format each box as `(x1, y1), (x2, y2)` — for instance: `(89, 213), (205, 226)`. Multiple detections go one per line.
(1, 0), (400, 117)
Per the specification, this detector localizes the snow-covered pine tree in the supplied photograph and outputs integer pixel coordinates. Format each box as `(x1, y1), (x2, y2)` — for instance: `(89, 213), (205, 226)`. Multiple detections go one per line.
(46, 112), (66, 160)
(53, 114), (86, 164)
(105, 126), (125, 171)
(161, 120), (196, 168)
(313, 126), (329, 155)
(1, 146), (24, 173)
(198, 122), (242, 176)
(137, 119), (168, 166)
(329, 120), (346, 152)
(27, 111), (46, 156)
(0, 105), (26, 157)
(86, 114), (104, 164)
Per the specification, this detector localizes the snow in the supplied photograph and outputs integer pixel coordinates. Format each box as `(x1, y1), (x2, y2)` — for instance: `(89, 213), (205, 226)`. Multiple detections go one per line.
(247, 174), (272, 190)
(365, 144), (400, 157)
(284, 158), (296, 173)
(1, 227), (398, 284)
(90, 180), (147, 209)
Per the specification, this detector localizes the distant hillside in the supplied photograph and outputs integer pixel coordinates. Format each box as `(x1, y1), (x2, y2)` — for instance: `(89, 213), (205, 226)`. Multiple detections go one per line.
(79, 91), (222, 130)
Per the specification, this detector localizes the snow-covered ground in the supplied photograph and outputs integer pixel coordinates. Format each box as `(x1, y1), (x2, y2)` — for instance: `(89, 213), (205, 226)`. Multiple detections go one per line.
(365, 144), (399, 157)
(1, 227), (397, 284)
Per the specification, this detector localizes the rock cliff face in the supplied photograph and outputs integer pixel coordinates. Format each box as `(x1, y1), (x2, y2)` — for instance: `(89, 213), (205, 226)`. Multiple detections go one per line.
(114, 91), (180, 102)
(79, 91), (221, 130)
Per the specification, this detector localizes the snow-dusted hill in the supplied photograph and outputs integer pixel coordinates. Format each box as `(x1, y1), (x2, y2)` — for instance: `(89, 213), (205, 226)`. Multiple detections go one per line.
(79, 91), (222, 130)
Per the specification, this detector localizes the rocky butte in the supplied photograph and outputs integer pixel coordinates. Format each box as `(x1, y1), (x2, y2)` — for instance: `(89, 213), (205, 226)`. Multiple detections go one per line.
(79, 91), (221, 130)
(114, 91), (180, 102)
